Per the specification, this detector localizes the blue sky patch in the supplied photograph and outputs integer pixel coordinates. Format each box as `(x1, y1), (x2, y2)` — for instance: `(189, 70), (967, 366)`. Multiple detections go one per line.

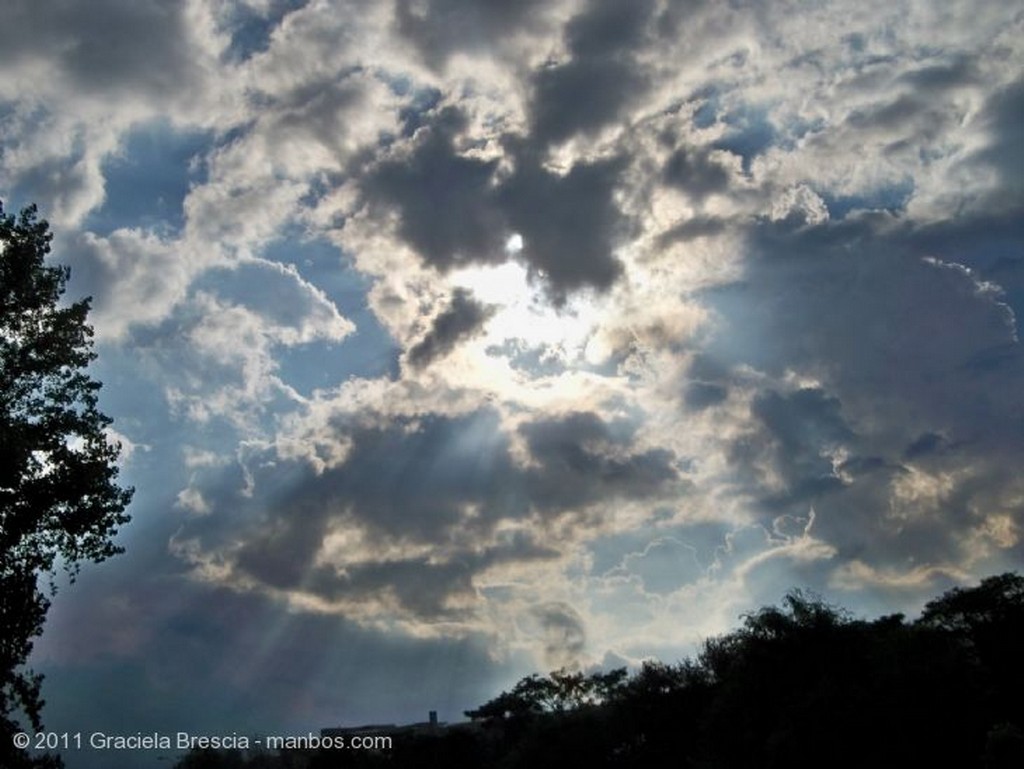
(85, 120), (212, 235)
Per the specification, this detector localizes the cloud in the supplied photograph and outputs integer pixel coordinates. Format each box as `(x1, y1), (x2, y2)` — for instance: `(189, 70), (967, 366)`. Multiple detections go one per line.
(618, 537), (705, 595)
(360, 104), (631, 299)
(662, 146), (733, 203)
(361, 106), (505, 271)
(79, 253), (357, 438)
(972, 76), (1024, 208)
(0, 0), (203, 100)
(498, 150), (629, 299)
(220, 0), (311, 62)
(65, 227), (193, 340)
(202, 258), (355, 346)
(35, 574), (514, 769)
(393, 0), (554, 70)
(520, 411), (680, 512)
(0, 0), (231, 227)
(407, 288), (494, 368)
(528, 602), (587, 669)
(693, 208), (1024, 592)
(8, 0), (1024, 747)
(528, 0), (658, 146)
(171, 406), (682, 639)
(746, 387), (853, 508)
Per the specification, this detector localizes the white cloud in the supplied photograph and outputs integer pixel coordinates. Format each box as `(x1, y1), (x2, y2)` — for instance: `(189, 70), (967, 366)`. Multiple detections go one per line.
(7, 0), (1024, 714)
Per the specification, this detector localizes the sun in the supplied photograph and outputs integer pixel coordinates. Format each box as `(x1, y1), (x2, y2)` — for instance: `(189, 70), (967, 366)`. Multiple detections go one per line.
(448, 240), (604, 361)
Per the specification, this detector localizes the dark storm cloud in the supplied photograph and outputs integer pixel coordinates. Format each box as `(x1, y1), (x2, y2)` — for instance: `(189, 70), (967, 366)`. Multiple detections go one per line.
(530, 59), (644, 147)
(662, 146), (732, 202)
(362, 106), (505, 270)
(226, 410), (528, 618)
(904, 431), (947, 460)
(705, 211), (1024, 575)
(973, 76), (1024, 205)
(236, 507), (331, 590)
(362, 106), (631, 298)
(260, 410), (525, 546)
(529, 0), (657, 145)
(407, 288), (494, 368)
(564, 0), (655, 58)
(302, 535), (560, 620)
(0, 0), (197, 97)
(810, 457), (980, 571)
(713, 215), (1021, 413)
(901, 212), (1024, 327)
(393, 0), (549, 69)
(520, 411), (680, 512)
(498, 150), (629, 298)
(305, 559), (476, 621)
(758, 218), (1019, 409)
(753, 388), (852, 458)
(194, 409), (679, 619)
(258, 410), (678, 543)
(744, 387), (853, 509)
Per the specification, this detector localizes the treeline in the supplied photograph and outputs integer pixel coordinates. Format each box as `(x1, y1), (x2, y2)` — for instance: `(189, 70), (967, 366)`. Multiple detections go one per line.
(175, 573), (1024, 768)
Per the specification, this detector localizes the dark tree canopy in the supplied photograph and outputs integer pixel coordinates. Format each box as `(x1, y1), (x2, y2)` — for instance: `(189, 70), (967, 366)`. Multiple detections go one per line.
(1, 202), (133, 767)
(463, 667), (628, 722)
(171, 572), (1024, 769)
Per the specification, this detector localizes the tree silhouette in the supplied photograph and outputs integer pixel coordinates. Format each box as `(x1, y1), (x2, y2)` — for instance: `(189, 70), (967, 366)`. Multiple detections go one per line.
(171, 573), (1024, 769)
(1, 202), (134, 767)
(919, 573), (1024, 736)
(697, 591), (987, 768)
(464, 667), (627, 723)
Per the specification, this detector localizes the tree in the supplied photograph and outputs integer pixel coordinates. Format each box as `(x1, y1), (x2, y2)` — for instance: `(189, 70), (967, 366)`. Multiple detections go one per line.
(464, 667), (627, 723)
(919, 572), (1024, 730)
(1, 202), (133, 766)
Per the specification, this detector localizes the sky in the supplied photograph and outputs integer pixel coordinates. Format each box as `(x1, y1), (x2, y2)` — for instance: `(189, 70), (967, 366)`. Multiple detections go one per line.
(1, 0), (1023, 766)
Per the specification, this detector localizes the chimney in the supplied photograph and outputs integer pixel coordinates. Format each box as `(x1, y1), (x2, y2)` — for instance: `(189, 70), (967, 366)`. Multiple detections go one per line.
(429, 710), (438, 728)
